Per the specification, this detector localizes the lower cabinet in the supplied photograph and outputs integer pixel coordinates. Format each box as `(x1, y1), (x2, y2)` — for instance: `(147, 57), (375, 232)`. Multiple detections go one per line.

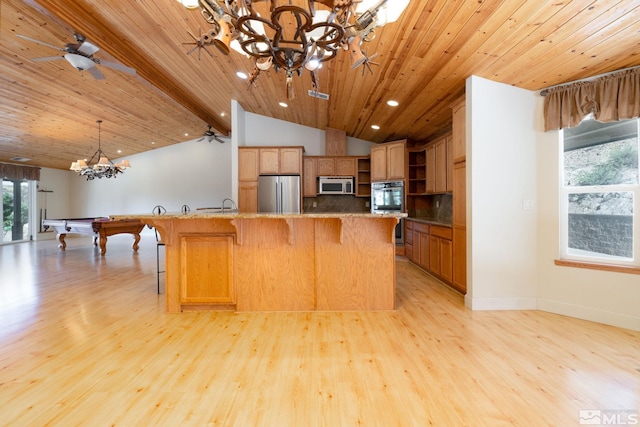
(405, 219), (453, 287)
(181, 234), (234, 304)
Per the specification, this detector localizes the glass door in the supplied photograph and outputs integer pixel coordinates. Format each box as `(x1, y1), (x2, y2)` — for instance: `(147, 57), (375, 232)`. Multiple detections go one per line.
(2, 179), (33, 243)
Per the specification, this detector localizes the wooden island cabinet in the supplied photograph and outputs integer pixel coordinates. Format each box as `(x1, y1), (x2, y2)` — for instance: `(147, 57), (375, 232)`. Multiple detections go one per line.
(113, 213), (404, 313)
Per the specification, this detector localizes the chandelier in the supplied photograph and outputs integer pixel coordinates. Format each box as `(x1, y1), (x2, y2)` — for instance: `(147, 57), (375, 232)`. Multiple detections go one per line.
(178, 0), (410, 99)
(70, 120), (131, 180)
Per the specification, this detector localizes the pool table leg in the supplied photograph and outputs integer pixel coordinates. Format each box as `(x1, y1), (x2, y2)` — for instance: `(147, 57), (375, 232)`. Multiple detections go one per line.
(57, 233), (67, 250)
(132, 233), (141, 252)
(99, 236), (107, 256)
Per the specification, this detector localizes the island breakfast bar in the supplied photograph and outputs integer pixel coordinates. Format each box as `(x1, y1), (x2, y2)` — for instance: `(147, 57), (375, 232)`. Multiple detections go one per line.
(112, 213), (405, 313)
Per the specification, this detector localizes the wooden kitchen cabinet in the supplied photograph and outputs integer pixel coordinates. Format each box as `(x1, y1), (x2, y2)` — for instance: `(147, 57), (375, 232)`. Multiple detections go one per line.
(426, 144), (435, 193)
(424, 134), (450, 194)
(452, 161), (466, 293)
(259, 148), (280, 174)
(404, 220), (453, 285)
(404, 220), (414, 261)
(451, 97), (466, 163)
(418, 229), (430, 270)
(303, 157), (317, 197)
(370, 140), (406, 182)
(451, 94), (467, 294)
(238, 147), (259, 182)
(335, 157), (356, 176)
(440, 234), (453, 284)
(370, 145), (387, 181)
(259, 147), (303, 175)
(279, 147), (303, 174)
(316, 157), (335, 176)
(181, 234), (234, 305)
(447, 134), (454, 192)
(413, 222), (430, 270)
(429, 225), (453, 282)
(434, 137), (448, 193)
(312, 156), (356, 177)
(238, 181), (258, 213)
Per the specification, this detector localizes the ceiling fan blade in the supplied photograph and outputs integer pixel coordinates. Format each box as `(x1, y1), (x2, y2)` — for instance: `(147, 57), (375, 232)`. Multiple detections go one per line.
(77, 40), (99, 56)
(87, 66), (105, 80)
(32, 56), (65, 62)
(197, 137), (205, 142)
(98, 60), (137, 75)
(214, 135), (226, 144)
(16, 34), (65, 51)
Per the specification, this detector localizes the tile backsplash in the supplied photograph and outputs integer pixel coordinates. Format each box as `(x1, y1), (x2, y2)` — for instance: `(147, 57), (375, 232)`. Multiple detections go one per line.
(411, 193), (452, 224)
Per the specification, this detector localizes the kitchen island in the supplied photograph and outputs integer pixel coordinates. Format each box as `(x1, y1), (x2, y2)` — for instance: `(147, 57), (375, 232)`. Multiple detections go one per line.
(111, 213), (405, 313)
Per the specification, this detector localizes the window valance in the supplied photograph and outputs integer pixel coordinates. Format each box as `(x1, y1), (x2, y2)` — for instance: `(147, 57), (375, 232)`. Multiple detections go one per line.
(543, 67), (640, 131)
(0, 162), (41, 181)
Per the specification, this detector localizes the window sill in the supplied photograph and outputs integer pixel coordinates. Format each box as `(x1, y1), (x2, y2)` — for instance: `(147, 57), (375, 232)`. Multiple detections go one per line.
(555, 259), (640, 275)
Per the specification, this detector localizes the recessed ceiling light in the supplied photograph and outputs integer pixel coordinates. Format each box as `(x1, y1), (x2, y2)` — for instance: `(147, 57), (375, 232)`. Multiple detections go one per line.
(185, 133), (189, 136)
(151, 141), (155, 145)
(117, 149), (122, 154)
(371, 125), (380, 130)
(387, 100), (399, 107)
(220, 112), (226, 117)
(236, 71), (248, 79)
(279, 102), (288, 108)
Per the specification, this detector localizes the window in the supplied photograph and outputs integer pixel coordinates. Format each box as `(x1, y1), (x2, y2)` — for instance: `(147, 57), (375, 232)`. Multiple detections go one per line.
(2, 179), (35, 244)
(560, 117), (640, 267)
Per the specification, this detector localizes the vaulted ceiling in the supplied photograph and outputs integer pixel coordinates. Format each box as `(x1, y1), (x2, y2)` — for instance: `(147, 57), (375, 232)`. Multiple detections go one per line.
(2, 0), (640, 171)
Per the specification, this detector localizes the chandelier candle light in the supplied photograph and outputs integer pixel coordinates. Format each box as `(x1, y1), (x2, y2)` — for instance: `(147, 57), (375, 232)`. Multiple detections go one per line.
(70, 120), (131, 180)
(178, 0), (410, 99)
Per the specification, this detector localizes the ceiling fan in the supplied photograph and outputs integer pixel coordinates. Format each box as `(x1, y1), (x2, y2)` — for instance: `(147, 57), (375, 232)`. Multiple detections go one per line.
(197, 126), (227, 144)
(16, 33), (136, 80)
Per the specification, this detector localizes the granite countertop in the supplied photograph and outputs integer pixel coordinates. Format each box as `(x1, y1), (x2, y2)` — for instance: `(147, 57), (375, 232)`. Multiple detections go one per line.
(111, 212), (408, 221)
(406, 217), (452, 228)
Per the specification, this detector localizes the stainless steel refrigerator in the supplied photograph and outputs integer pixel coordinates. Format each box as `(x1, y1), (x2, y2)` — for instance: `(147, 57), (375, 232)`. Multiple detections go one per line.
(257, 175), (301, 213)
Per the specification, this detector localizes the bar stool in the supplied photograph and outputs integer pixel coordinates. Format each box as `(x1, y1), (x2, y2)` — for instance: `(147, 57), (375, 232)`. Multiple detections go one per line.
(155, 228), (165, 294)
(151, 205), (167, 294)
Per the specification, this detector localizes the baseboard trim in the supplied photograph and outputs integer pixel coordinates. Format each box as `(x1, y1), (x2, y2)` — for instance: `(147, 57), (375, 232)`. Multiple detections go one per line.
(537, 298), (640, 331)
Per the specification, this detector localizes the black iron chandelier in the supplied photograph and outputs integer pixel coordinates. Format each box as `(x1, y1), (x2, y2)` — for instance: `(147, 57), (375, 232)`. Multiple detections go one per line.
(70, 120), (131, 180)
(179, 0), (409, 99)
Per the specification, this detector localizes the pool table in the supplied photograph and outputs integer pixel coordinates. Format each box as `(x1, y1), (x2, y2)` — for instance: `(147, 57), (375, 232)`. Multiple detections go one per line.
(42, 217), (144, 255)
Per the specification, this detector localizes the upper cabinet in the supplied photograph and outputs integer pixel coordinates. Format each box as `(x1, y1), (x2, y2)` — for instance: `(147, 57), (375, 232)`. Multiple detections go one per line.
(238, 147), (260, 182)
(371, 140), (406, 182)
(408, 134), (451, 195)
(451, 97), (466, 163)
(259, 147), (303, 175)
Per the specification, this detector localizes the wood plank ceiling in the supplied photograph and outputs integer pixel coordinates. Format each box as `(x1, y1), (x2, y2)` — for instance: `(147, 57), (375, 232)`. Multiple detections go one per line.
(1, 0), (640, 171)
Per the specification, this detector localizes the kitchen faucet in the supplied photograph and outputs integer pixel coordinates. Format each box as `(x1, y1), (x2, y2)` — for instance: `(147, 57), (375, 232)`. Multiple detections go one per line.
(221, 198), (237, 213)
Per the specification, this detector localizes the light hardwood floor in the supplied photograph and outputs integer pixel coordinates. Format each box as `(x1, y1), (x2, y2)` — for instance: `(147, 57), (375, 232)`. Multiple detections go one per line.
(1, 235), (639, 426)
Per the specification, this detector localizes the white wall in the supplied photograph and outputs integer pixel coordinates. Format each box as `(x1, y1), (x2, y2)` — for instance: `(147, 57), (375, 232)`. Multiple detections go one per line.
(466, 76), (538, 310)
(244, 111), (374, 155)
(467, 75), (640, 331)
(535, 100), (640, 331)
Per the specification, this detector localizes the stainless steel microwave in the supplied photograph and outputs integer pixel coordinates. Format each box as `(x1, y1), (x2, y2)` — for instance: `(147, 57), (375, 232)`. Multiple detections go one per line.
(318, 176), (354, 195)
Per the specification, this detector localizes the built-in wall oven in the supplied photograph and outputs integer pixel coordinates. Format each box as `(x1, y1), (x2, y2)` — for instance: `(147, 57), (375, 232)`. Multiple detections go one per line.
(371, 181), (405, 244)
